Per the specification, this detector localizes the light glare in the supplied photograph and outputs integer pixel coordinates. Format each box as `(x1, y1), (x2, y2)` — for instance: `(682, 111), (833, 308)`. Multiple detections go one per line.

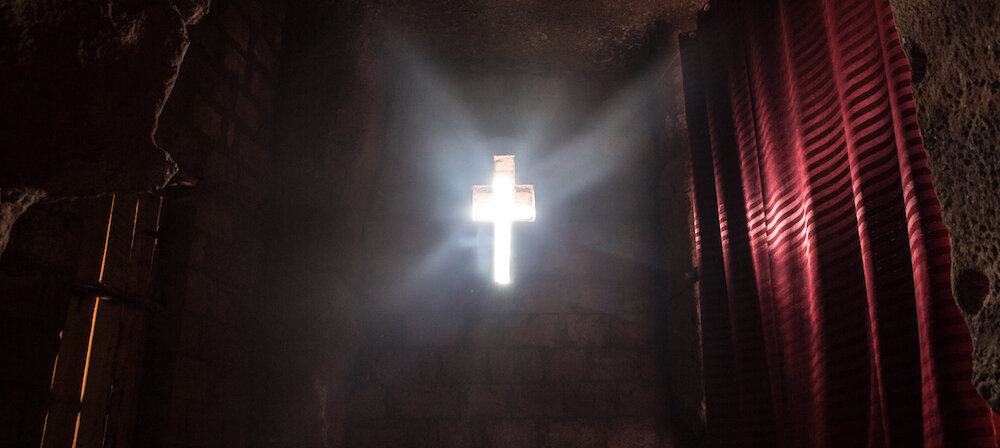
(472, 156), (535, 284)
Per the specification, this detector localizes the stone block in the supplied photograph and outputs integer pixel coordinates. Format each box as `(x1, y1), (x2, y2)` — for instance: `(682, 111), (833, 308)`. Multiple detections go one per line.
(440, 350), (488, 382)
(348, 386), (386, 418)
(591, 350), (640, 381)
(188, 20), (223, 56)
(465, 384), (509, 417)
(404, 313), (465, 347)
(221, 42), (247, 80)
(373, 350), (439, 384)
(520, 280), (569, 313)
(546, 349), (588, 381)
(564, 383), (617, 417)
(510, 383), (564, 417)
(618, 383), (665, 418)
(435, 421), (486, 448)
(505, 314), (558, 347)
(189, 47), (234, 109)
(610, 317), (657, 347)
(542, 421), (602, 448)
(608, 422), (659, 448)
(221, 6), (250, 51)
(238, 0), (264, 27)
(566, 282), (622, 314)
(191, 95), (224, 141)
(390, 385), (461, 418)
(349, 423), (429, 448)
(563, 314), (610, 347)
(486, 420), (538, 448)
(363, 317), (406, 348)
(235, 93), (261, 132)
(489, 349), (544, 382)
(465, 317), (506, 347)
(252, 33), (274, 67)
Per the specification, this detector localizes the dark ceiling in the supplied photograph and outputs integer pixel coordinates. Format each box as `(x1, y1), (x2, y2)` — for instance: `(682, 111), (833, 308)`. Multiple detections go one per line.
(379, 0), (704, 72)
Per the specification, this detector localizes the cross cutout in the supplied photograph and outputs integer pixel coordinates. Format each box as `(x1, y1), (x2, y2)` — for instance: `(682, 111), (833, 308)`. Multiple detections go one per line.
(472, 155), (536, 284)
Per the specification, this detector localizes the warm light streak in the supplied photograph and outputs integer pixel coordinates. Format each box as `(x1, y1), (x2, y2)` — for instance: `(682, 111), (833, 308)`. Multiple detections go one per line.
(150, 197), (163, 270)
(97, 195), (116, 283)
(70, 298), (101, 448)
(128, 198), (140, 262)
(39, 330), (63, 446)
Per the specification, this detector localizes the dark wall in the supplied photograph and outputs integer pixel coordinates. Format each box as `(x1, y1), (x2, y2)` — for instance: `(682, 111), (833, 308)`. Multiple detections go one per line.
(254, 0), (703, 442)
(345, 64), (690, 447)
(132, 0), (286, 445)
(252, 2), (386, 446)
(1, 1), (705, 447)
(0, 0), (286, 446)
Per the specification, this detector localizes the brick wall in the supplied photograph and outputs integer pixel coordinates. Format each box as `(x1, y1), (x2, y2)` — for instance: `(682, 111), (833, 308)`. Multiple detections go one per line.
(1, 2), (701, 447)
(345, 67), (687, 447)
(252, 2), (385, 446)
(0, 0), (285, 445)
(131, 0), (285, 445)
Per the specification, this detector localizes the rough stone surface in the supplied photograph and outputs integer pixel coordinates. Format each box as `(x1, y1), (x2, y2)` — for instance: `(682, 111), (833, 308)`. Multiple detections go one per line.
(0, 188), (46, 255)
(129, 0), (287, 445)
(0, 0), (210, 257)
(891, 0), (1000, 410)
(381, 0), (701, 73)
(0, 0), (210, 195)
(0, 0), (285, 446)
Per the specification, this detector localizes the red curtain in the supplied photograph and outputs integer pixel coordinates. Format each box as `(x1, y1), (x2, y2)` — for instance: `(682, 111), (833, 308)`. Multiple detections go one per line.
(679, 0), (995, 446)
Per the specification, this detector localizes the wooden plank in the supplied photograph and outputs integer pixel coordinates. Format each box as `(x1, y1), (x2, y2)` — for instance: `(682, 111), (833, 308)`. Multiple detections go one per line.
(40, 296), (98, 448)
(42, 192), (161, 447)
(126, 194), (162, 298)
(97, 193), (162, 304)
(74, 299), (123, 448)
(42, 195), (115, 448)
(103, 305), (148, 448)
(98, 193), (159, 446)
(75, 196), (115, 285)
(100, 194), (138, 289)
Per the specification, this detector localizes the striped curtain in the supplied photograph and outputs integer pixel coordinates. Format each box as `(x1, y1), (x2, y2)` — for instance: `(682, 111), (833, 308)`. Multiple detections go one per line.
(679, 0), (995, 446)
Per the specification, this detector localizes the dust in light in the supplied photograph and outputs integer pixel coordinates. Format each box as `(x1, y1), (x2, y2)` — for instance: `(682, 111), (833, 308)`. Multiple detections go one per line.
(382, 34), (671, 287)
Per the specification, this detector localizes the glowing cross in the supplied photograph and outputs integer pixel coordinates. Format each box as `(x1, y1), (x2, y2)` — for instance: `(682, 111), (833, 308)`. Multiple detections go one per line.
(472, 155), (536, 284)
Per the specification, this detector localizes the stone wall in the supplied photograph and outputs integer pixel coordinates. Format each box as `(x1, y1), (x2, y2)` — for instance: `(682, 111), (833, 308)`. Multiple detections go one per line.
(0, 1), (703, 446)
(891, 0), (1000, 410)
(131, 0), (285, 445)
(0, 0), (209, 255)
(251, 1), (704, 445)
(252, 2), (385, 446)
(0, 0), (286, 446)
(342, 59), (693, 445)
(657, 60), (705, 443)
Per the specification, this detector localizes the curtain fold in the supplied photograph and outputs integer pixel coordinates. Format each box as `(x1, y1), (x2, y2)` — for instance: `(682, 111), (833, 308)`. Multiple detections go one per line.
(679, 0), (994, 446)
